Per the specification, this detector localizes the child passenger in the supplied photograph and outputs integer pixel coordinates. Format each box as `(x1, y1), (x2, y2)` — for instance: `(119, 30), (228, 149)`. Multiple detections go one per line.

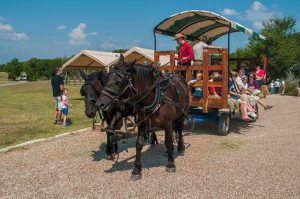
(188, 72), (203, 98)
(209, 72), (221, 98)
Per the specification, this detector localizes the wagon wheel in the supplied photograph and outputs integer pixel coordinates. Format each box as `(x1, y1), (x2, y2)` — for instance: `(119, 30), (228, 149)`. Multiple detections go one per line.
(218, 113), (230, 136)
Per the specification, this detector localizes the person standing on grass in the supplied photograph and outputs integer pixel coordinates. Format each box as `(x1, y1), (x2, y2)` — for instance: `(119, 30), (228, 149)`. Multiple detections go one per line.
(61, 88), (72, 127)
(51, 67), (64, 124)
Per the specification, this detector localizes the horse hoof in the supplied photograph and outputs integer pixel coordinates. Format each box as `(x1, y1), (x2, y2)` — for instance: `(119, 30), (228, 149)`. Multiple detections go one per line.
(130, 174), (142, 181)
(105, 155), (115, 160)
(166, 167), (176, 173)
(178, 148), (185, 155)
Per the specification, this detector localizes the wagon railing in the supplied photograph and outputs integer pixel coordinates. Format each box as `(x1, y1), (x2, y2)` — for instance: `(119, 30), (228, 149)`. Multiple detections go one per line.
(154, 48), (228, 113)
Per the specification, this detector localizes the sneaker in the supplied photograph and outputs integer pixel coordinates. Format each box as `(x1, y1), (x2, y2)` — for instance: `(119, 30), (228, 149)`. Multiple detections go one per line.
(248, 112), (257, 118)
(53, 120), (57, 124)
(264, 105), (273, 110)
(63, 123), (67, 127)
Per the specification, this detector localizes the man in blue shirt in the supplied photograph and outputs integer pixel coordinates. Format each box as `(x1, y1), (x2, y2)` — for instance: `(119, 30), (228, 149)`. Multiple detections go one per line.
(51, 67), (64, 124)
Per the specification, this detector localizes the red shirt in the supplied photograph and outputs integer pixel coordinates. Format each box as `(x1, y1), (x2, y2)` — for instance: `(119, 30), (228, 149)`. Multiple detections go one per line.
(209, 86), (222, 95)
(255, 69), (265, 78)
(178, 42), (193, 64)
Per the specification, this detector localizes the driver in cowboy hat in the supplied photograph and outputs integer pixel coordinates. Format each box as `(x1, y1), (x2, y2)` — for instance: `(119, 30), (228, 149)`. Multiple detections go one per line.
(174, 33), (193, 66)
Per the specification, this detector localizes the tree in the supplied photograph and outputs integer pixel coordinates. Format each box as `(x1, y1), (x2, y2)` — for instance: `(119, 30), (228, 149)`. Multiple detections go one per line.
(112, 49), (128, 53)
(5, 58), (23, 80)
(0, 64), (6, 72)
(232, 17), (299, 79)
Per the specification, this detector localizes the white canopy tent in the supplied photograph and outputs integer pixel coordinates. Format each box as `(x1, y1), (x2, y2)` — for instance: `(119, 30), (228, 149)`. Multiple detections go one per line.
(62, 50), (120, 70)
(62, 47), (172, 72)
(109, 46), (171, 66)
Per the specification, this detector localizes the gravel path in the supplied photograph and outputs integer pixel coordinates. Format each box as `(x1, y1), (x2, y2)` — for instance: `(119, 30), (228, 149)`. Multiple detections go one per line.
(0, 95), (299, 198)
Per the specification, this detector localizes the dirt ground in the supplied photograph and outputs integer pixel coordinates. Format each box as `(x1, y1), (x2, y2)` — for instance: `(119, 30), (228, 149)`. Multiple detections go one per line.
(0, 95), (299, 199)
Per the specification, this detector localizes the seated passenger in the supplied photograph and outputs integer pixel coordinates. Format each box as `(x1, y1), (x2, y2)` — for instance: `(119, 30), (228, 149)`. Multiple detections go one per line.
(235, 69), (245, 91)
(188, 72), (203, 98)
(239, 63), (249, 77)
(245, 75), (273, 111)
(247, 73), (260, 96)
(242, 76), (249, 92)
(228, 72), (255, 122)
(209, 72), (222, 98)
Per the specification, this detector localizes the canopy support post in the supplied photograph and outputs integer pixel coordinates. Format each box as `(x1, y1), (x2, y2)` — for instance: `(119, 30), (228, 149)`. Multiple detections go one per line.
(227, 26), (231, 70)
(154, 31), (157, 51)
(227, 27), (231, 58)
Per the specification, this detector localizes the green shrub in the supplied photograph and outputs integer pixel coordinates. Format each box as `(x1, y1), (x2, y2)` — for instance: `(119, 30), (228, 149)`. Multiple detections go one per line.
(284, 72), (298, 96)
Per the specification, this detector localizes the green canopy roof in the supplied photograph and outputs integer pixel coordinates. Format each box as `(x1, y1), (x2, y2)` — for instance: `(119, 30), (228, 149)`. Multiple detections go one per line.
(154, 10), (266, 43)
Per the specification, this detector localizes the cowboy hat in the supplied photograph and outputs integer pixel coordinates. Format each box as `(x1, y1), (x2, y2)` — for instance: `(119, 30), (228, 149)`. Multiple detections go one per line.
(174, 33), (186, 40)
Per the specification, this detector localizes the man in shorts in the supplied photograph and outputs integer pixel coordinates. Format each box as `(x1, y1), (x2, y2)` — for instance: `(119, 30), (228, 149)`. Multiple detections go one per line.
(51, 67), (64, 124)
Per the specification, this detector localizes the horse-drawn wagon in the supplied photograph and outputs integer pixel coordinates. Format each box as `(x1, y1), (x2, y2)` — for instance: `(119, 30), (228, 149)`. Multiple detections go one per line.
(79, 10), (267, 177)
(152, 10), (267, 135)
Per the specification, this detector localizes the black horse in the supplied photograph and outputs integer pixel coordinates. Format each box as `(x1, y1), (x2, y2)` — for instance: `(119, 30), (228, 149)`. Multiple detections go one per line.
(80, 70), (124, 158)
(80, 70), (157, 159)
(96, 55), (189, 179)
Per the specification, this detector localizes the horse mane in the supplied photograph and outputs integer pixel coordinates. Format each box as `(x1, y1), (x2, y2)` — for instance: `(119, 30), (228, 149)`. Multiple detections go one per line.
(86, 70), (109, 92)
(132, 64), (155, 94)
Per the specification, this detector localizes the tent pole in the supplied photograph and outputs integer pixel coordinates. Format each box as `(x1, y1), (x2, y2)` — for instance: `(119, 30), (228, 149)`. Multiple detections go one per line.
(65, 70), (68, 86)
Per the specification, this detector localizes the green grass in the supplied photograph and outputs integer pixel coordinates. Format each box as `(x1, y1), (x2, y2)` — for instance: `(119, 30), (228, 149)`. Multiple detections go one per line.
(216, 138), (244, 151)
(0, 81), (92, 149)
(0, 72), (12, 85)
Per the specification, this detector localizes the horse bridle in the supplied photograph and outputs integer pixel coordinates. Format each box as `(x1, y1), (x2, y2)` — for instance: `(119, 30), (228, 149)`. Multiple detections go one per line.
(100, 69), (136, 109)
(81, 82), (100, 105)
(101, 68), (162, 110)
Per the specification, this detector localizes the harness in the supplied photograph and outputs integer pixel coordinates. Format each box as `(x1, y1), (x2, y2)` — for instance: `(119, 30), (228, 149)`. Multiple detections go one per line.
(101, 69), (189, 126)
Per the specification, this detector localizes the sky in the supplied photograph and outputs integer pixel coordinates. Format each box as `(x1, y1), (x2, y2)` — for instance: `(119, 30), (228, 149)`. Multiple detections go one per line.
(0, 0), (299, 64)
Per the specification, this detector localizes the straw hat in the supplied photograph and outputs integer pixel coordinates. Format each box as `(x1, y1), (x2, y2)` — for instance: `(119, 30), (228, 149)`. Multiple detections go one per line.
(242, 76), (248, 80)
(174, 33), (186, 40)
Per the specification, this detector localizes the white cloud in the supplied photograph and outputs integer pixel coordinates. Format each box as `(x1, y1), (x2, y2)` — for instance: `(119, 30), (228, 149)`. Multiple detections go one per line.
(11, 32), (29, 40)
(0, 22), (29, 41)
(245, 1), (281, 30)
(100, 37), (121, 49)
(90, 31), (99, 36)
(68, 23), (89, 46)
(0, 23), (13, 31)
(56, 25), (66, 30)
(222, 8), (238, 16)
